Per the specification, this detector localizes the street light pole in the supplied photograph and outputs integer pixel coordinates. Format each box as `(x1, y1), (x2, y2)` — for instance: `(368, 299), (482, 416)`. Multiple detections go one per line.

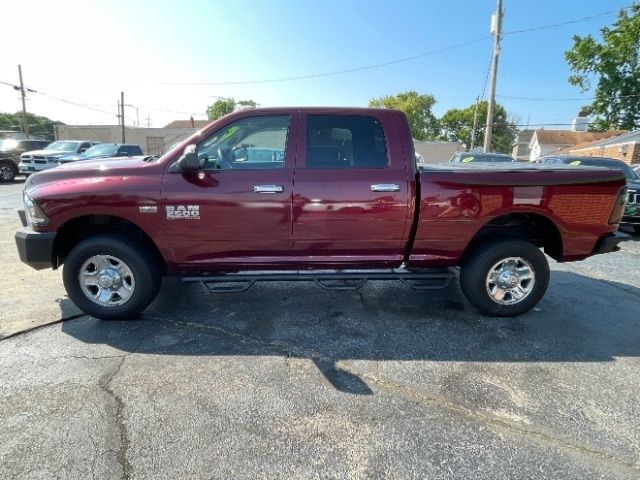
(483, 0), (503, 153)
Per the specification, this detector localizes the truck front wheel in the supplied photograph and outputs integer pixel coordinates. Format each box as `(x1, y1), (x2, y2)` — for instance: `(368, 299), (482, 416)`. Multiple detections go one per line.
(460, 239), (550, 317)
(63, 234), (162, 320)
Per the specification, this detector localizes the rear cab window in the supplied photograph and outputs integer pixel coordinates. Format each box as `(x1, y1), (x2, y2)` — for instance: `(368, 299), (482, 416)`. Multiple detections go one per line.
(305, 115), (388, 169)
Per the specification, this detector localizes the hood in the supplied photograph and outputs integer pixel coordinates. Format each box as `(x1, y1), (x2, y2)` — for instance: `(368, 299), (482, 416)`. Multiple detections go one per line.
(25, 156), (151, 192)
(22, 149), (72, 157)
(627, 180), (640, 191)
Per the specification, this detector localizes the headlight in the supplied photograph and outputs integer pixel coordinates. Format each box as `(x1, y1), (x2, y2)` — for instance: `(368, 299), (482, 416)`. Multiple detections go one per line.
(24, 194), (49, 226)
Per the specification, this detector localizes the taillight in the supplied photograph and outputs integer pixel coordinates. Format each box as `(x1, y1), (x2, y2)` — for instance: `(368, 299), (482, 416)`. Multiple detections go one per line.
(608, 186), (628, 225)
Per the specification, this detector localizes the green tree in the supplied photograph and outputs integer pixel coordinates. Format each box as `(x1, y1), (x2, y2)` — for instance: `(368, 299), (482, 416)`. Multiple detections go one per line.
(206, 98), (258, 120)
(237, 99), (258, 108)
(206, 97), (236, 120)
(565, 3), (640, 131)
(439, 101), (518, 153)
(0, 112), (63, 140)
(369, 91), (439, 140)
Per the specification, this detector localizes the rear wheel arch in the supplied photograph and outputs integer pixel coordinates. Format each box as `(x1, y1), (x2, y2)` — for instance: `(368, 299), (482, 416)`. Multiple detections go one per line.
(462, 212), (563, 262)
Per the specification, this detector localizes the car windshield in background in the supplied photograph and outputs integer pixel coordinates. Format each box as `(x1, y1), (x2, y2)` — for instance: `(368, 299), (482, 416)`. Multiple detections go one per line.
(0, 139), (18, 151)
(452, 153), (514, 163)
(566, 158), (639, 181)
(84, 144), (117, 157)
(46, 141), (78, 152)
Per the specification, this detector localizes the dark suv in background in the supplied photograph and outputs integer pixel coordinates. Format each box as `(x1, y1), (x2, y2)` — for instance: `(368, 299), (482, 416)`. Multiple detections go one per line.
(543, 155), (640, 234)
(0, 139), (50, 181)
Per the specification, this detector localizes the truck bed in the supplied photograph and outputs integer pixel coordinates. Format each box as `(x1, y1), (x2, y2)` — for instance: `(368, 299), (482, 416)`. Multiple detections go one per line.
(410, 163), (626, 267)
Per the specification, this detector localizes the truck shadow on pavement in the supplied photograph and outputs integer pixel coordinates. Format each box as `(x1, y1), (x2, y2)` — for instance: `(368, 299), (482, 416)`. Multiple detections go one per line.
(60, 270), (640, 395)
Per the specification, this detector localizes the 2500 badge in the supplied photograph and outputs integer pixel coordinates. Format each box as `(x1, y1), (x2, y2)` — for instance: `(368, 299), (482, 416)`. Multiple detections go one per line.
(166, 205), (200, 220)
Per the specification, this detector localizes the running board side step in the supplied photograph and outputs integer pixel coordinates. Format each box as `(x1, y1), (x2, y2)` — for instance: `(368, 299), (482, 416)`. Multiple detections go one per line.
(182, 269), (456, 293)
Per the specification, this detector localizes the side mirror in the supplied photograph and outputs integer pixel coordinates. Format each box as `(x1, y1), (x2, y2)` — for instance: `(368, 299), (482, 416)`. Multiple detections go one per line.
(233, 146), (248, 162)
(178, 144), (200, 171)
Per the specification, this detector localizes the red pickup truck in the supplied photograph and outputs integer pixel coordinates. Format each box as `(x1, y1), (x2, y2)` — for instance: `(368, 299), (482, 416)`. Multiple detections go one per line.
(15, 108), (629, 320)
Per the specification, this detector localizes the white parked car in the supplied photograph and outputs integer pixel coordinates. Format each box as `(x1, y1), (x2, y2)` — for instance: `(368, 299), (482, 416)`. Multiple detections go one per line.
(19, 140), (97, 175)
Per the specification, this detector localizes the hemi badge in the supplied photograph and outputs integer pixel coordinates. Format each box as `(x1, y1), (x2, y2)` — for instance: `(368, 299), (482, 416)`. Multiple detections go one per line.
(139, 205), (158, 213)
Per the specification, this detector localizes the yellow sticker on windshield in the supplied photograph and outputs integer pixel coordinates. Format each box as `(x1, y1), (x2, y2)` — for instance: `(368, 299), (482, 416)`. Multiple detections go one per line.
(569, 160), (582, 165)
(462, 157), (474, 163)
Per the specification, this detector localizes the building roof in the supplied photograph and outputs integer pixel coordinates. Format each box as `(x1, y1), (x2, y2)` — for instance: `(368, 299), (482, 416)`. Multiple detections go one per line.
(515, 129), (535, 144)
(532, 129), (626, 147)
(554, 135), (627, 154)
(163, 119), (211, 129)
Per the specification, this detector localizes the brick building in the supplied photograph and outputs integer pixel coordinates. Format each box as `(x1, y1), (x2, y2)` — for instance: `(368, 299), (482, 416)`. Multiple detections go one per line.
(556, 130), (640, 165)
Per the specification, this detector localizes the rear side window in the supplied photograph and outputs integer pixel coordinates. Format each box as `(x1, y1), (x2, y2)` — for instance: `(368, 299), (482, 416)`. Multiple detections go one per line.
(306, 115), (388, 169)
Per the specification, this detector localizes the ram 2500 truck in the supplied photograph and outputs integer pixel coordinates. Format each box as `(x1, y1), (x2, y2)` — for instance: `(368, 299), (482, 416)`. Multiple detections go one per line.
(15, 108), (629, 320)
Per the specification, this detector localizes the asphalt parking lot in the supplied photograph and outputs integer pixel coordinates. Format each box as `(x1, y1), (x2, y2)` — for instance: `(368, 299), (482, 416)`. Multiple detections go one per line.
(1, 179), (639, 479)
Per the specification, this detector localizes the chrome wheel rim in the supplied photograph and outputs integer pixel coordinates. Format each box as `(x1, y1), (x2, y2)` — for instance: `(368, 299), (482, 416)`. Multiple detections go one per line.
(78, 255), (135, 307)
(485, 257), (535, 305)
(0, 165), (14, 181)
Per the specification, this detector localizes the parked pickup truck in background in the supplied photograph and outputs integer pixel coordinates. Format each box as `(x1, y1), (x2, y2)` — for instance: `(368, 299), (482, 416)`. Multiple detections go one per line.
(18, 140), (97, 176)
(15, 108), (629, 320)
(0, 138), (50, 181)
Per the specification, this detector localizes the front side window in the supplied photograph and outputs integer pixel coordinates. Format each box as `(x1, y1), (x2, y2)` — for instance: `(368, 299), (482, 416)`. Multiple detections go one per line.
(198, 115), (290, 170)
(306, 115), (388, 169)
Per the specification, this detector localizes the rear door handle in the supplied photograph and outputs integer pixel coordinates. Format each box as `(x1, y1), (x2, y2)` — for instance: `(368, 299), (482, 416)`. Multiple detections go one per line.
(253, 184), (284, 193)
(370, 183), (400, 192)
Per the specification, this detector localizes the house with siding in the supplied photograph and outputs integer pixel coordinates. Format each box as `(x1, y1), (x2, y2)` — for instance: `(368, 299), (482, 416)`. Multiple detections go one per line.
(528, 129), (626, 162)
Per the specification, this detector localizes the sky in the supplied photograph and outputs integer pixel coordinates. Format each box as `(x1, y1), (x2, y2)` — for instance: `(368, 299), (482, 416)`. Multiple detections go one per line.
(0, 0), (633, 131)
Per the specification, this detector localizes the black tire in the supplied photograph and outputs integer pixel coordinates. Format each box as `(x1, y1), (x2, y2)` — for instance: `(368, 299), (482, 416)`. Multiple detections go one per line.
(460, 239), (550, 317)
(0, 161), (17, 182)
(634, 226), (640, 235)
(63, 234), (162, 320)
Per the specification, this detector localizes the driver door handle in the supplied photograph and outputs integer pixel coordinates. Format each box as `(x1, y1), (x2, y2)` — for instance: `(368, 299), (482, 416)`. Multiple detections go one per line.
(253, 184), (284, 194)
(370, 183), (400, 192)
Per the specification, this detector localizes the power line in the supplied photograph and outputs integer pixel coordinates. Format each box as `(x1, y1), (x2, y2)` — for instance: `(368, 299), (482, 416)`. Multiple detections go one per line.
(0, 79), (117, 118)
(147, 36), (492, 86)
(498, 93), (640, 102)
(138, 6), (635, 87)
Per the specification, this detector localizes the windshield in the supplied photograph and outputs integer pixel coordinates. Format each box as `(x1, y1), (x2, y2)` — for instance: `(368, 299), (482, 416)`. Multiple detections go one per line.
(83, 144), (118, 157)
(566, 158), (639, 181)
(0, 139), (18, 151)
(46, 141), (79, 152)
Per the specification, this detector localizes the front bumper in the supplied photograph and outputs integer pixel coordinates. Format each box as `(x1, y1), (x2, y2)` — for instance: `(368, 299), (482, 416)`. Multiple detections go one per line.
(15, 210), (56, 270)
(593, 231), (630, 255)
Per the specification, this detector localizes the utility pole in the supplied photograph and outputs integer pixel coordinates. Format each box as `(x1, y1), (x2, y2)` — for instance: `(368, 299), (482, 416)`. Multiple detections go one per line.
(470, 96), (480, 150)
(145, 114), (152, 128)
(483, 0), (503, 153)
(117, 100), (121, 126)
(18, 65), (29, 139)
(120, 91), (125, 143)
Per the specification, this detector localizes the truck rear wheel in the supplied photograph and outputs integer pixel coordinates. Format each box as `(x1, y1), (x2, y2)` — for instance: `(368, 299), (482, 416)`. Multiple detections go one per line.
(460, 239), (549, 317)
(63, 234), (162, 320)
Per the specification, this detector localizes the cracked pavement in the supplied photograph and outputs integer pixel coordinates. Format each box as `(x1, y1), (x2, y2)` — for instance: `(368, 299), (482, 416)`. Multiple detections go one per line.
(1, 180), (639, 479)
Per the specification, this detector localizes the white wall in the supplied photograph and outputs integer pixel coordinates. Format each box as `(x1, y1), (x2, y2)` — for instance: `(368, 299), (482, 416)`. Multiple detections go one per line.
(54, 125), (198, 154)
